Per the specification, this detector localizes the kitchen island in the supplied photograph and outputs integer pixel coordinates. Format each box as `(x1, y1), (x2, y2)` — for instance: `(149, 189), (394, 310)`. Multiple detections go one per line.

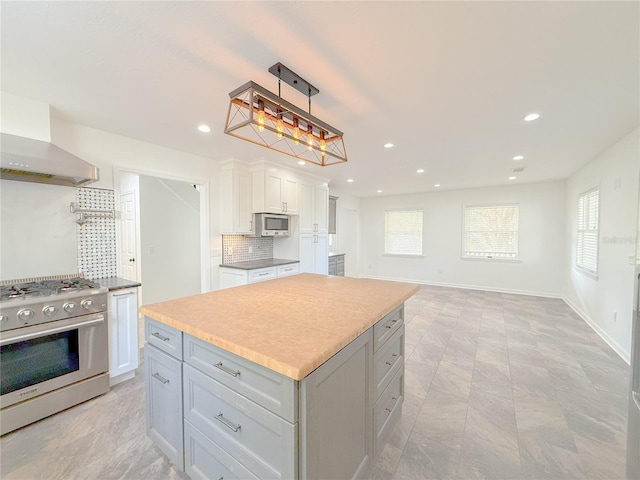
(140, 273), (418, 480)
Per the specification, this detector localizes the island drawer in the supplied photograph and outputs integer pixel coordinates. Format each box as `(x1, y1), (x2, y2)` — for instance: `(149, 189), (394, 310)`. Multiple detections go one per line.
(374, 325), (404, 399)
(373, 305), (404, 352)
(183, 364), (297, 480)
(145, 317), (183, 359)
(184, 420), (259, 480)
(373, 366), (404, 455)
(248, 267), (277, 283)
(184, 334), (297, 423)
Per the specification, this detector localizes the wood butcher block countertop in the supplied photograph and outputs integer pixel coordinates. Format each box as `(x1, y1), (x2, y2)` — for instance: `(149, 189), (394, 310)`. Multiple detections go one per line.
(139, 273), (419, 380)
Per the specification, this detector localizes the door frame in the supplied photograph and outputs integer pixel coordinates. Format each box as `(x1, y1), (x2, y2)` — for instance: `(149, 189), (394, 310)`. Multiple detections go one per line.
(114, 166), (211, 294)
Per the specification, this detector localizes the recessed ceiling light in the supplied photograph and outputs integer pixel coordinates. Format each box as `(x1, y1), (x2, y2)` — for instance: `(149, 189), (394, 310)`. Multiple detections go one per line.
(384, 143), (394, 148)
(523, 113), (540, 122)
(298, 160), (306, 165)
(513, 155), (524, 161)
(417, 169), (425, 173)
(434, 184), (441, 187)
(508, 176), (517, 180)
(347, 178), (354, 183)
(377, 189), (383, 193)
(197, 124), (211, 133)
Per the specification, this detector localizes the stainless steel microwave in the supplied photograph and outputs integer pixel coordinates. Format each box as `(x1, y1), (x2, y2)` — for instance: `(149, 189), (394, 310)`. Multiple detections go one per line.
(253, 213), (290, 237)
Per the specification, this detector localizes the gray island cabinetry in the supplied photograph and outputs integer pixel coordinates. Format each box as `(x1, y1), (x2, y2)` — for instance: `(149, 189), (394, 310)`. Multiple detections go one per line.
(141, 274), (417, 480)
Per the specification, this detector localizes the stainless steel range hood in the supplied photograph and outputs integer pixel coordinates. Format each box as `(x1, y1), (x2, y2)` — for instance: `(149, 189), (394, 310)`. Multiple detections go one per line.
(0, 133), (99, 187)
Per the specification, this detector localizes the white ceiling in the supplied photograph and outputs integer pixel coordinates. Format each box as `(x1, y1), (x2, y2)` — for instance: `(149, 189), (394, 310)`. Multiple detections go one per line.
(2, 1), (638, 197)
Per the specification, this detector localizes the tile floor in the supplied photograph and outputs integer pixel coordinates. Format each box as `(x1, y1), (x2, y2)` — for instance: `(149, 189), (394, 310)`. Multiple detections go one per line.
(0, 285), (631, 479)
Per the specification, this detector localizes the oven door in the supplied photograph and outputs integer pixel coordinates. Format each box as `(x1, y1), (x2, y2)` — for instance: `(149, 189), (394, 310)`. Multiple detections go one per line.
(0, 313), (108, 409)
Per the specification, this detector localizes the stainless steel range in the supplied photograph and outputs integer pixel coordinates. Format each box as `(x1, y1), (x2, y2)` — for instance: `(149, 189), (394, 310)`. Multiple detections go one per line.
(0, 274), (110, 435)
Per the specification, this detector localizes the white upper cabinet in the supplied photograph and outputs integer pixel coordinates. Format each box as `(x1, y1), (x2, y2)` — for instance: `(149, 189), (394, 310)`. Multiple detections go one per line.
(299, 180), (329, 234)
(220, 161), (253, 234)
(252, 163), (299, 215)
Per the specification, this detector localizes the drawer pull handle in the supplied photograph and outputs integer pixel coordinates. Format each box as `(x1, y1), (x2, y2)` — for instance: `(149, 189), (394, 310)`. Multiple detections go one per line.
(392, 396), (397, 401)
(215, 413), (241, 432)
(215, 362), (241, 377)
(151, 332), (170, 342)
(385, 407), (392, 413)
(385, 361), (392, 366)
(152, 373), (169, 384)
(392, 353), (398, 357)
(385, 319), (399, 329)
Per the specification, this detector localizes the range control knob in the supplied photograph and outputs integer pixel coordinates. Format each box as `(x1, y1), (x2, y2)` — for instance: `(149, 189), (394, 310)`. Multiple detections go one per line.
(18, 309), (35, 322)
(80, 299), (94, 310)
(43, 305), (59, 317)
(63, 302), (76, 313)
(0, 314), (8, 325)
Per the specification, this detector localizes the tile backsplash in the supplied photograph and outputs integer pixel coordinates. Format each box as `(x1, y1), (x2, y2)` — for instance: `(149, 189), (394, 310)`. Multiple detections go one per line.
(222, 235), (273, 264)
(76, 187), (117, 279)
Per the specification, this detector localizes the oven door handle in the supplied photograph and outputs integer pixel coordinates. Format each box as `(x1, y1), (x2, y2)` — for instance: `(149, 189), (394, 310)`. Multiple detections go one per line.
(0, 316), (105, 346)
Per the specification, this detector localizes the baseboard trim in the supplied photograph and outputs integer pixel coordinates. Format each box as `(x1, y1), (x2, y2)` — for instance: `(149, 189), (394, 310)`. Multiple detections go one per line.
(358, 274), (630, 365)
(562, 296), (630, 365)
(358, 274), (563, 299)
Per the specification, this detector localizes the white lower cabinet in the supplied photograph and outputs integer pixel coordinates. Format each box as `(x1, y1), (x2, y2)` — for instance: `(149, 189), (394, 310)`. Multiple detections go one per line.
(219, 263), (300, 290)
(108, 288), (139, 384)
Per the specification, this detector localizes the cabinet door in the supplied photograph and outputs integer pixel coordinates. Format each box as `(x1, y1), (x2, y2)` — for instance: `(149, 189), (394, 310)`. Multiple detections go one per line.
(108, 288), (139, 378)
(265, 173), (284, 213)
(300, 329), (373, 480)
(145, 344), (184, 471)
(299, 234), (316, 274)
(235, 169), (253, 234)
(220, 268), (249, 290)
(299, 182), (315, 234)
(314, 235), (329, 275)
(283, 176), (298, 214)
(314, 184), (329, 234)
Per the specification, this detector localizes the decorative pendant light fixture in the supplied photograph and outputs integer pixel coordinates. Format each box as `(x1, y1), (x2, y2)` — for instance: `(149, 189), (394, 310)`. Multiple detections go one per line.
(224, 63), (347, 166)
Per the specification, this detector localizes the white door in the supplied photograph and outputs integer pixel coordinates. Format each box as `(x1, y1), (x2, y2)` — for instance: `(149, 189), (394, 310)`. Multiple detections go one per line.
(119, 191), (138, 281)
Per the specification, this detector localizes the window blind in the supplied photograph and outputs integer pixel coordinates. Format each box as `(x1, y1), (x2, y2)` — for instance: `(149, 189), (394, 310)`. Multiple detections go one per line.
(384, 209), (423, 255)
(576, 188), (599, 274)
(463, 204), (519, 259)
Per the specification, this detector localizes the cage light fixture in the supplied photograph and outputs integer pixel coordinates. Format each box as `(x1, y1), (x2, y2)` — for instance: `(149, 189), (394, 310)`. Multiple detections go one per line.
(224, 63), (347, 166)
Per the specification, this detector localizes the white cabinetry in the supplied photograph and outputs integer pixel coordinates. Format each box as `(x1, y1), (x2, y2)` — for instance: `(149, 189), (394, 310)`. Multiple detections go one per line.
(300, 234), (329, 274)
(220, 161), (253, 234)
(252, 164), (299, 214)
(219, 263), (300, 290)
(299, 180), (329, 234)
(108, 287), (139, 385)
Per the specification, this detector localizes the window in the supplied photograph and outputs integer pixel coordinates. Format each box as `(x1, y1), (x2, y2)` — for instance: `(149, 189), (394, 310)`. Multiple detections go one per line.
(384, 209), (423, 255)
(576, 188), (599, 274)
(463, 204), (519, 259)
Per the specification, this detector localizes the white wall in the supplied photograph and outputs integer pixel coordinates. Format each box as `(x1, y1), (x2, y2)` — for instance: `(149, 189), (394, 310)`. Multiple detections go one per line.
(54, 118), (222, 291)
(359, 181), (567, 296)
(564, 128), (639, 362)
(0, 180), (77, 279)
(139, 176), (201, 304)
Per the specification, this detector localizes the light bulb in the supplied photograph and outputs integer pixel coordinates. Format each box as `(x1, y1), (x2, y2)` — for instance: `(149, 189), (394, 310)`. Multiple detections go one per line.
(307, 124), (314, 151)
(256, 99), (265, 132)
(319, 131), (326, 152)
(292, 118), (300, 145)
(276, 119), (284, 139)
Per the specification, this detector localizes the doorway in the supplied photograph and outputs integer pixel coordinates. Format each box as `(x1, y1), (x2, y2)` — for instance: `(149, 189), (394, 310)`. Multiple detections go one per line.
(116, 169), (210, 347)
